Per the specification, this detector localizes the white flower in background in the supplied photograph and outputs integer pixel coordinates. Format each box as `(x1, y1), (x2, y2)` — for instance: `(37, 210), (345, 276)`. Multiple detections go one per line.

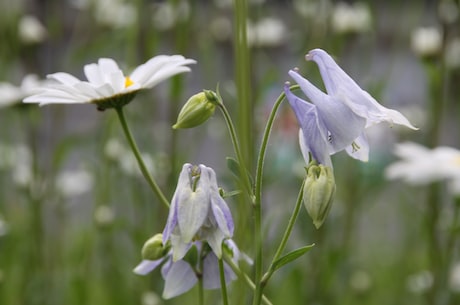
(247, 17), (286, 48)
(0, 74), (47, 108)
(445, 37), (460, 69)
(438, 0), (459, 24)
(406, 270), (433, 294)
(152, 1), (190, 31)
(104, 138), (155, 177)
(331, 2), (372, 34)
(449, 262), (460, 292)
(24, 55), (196, 110)
(210, 16), (232, 42)
(141, 291), (161, 305)
(56, 168), (93, 198)
(94, 205), (115, 226)
(0, 143), (32, 187)
(94, 0), (136, 28)
(411, 27), (443, 57)
(18, 15), (47, 44)
(385, 142), (460, 195)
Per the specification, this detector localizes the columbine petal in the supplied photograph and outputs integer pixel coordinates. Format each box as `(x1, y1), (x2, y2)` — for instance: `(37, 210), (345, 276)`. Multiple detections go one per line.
(306, 48), (417, 129)
(133, 259), (164, 275)
(284, 84), (331, 166)
(345, 133), (369, 162)
(289, 70), (366, 153)
(202, 252), (236, 289)
(162, 260), (197, 299)
(200, 226), (226, 258)
(176, 167), (210, 242)
(207, 166), (234, 236)
(170, 231), (192, 261)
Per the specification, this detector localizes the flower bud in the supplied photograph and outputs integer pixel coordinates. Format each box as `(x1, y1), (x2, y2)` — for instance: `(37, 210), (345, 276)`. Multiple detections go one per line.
(141, 233), (169, 260)
(172, 90), (218, 129)
(303, 162), (336, 229)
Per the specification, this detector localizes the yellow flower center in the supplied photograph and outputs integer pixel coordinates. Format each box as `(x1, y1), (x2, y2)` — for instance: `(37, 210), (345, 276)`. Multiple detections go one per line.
(125, 76), (134, 88)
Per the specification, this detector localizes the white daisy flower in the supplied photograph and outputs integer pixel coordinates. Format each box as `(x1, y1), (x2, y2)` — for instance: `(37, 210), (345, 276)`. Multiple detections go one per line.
(24, 55), (196, 110)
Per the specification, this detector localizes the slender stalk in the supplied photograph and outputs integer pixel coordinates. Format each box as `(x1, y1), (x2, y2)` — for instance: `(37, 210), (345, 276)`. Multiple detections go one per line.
(260, 181), (305, 286)
(115, 107), (169, 208)
(222, 253), (273, 305)
(217, 101), (252, 194)
(219, 258), (230, 305)
(252, 85), (298, 305)
(233, 0), (252, 169)
(198, 276), (204, 305)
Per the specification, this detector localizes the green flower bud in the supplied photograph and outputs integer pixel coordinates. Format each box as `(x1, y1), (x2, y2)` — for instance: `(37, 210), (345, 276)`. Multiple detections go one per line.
(172, 90), (218, 129)
(141, 233), (169, 260)
(303, 163), (336, 229)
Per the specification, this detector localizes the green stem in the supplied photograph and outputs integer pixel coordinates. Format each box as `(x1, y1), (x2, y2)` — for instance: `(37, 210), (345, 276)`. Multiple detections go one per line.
(115, 107), (169, 208)
(217, 101), (252, 194)
(260, 181), (305, 286)
(233, 0), (252, 169)
(223, 253), (273, 305)
(219, 258), (230, 305)
(252, 85), (298, 305)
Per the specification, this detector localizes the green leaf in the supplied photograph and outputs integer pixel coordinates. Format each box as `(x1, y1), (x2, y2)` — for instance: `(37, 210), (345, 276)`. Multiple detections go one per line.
(272, 244), (315, 272)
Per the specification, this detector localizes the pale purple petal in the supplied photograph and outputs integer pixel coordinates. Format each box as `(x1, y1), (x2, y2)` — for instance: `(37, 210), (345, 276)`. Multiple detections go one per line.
(170, 232), (192, 262)
(162, 260), (197, 299)
(201, 227), (226, 258)
(133, 259), (164, 275)
(163, 164), (192, 243)
(177, 165), (210, 242)
(306, 48), (417, 130)
(284, 84), (331, 166)
(207, 167), (234, 236)
(289, 70), (367, 153)
(345, 133), (369, 162)
(202, 252), (236, 289)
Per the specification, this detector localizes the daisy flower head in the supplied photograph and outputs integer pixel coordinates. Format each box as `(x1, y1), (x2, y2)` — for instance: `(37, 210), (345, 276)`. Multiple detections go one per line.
(24, 55), (196, 111)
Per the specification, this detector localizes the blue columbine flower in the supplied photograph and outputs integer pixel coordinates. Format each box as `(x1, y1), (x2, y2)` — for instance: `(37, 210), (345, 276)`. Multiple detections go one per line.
(162, 163), (234, 261)
(285, 48), (417, 166)
(133, 240), (244, 299)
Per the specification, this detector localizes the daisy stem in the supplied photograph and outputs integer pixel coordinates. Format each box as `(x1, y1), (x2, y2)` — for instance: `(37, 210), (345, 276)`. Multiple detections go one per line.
(115, 107), (170, 209)
(260, 181), (305, 286)
(218, 258), (229, 305)
(253, 85), (299, 305)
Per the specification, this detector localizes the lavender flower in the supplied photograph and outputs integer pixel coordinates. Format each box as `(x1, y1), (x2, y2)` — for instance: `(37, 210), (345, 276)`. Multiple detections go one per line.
(285, 48), (417, 166)
(162, 163), (234, 261)
(134, 241), (241, 299)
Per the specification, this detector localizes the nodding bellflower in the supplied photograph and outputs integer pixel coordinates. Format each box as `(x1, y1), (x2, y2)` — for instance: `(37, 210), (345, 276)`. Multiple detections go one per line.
(134, 240), (244, 299)
(162, 163), (234, 261)
(285, 48), (417, 167)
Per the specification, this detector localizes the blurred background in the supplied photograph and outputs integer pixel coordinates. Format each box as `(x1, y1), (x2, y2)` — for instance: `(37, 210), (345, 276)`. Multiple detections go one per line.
(0, 0), (459, 304)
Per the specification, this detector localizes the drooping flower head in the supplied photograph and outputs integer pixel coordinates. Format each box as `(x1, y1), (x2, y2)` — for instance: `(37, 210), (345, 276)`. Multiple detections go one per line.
(134, 239), (245, 299)
(24, 55), (196, 110)
(162, 163), (234, 261)
(285, 48), (417, 166)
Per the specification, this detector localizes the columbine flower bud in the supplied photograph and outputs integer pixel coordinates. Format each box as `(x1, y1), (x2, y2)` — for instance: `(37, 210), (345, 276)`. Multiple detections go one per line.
(172, 90), (218, 129)
(303, 162), (336, 229)
(141, 233), (169, 261)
